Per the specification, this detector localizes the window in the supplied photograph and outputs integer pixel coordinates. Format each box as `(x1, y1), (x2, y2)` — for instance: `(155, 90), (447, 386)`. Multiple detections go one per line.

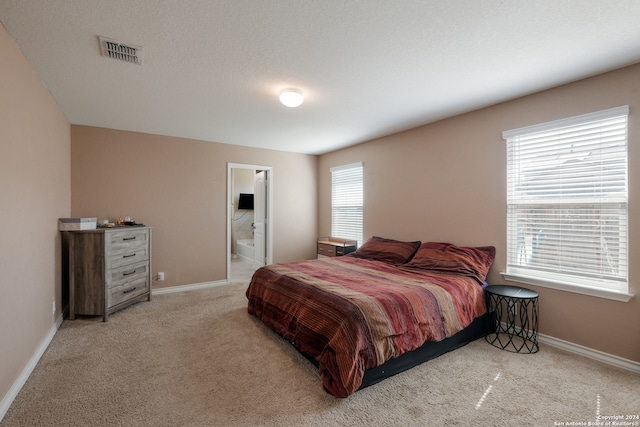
(331, 162), (363, 246)
(502, 106), (631, 301)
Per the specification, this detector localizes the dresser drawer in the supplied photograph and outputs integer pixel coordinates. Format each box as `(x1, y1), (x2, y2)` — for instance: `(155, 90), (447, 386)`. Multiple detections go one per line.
(108, 276), (149, 308)
(108, 261), (149, 289)
(317, 243), (337, 257)
(109, 246), (150, 269)
(109, 229), (149, 252)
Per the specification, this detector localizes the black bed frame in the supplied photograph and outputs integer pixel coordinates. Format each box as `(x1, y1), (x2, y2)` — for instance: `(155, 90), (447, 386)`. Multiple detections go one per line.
(359, 312), (490, 390)
(296, 311), (491, 393)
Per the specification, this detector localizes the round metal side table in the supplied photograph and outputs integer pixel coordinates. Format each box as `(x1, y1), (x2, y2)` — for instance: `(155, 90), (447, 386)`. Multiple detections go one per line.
(485, 285), (539, 354)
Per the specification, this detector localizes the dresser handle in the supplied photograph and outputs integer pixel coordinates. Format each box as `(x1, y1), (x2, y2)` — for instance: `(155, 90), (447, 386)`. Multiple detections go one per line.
(123, 236), (136, 241)
(123, 253), (136, 258)
(123, 270), (137, 276)
(123, 286), (137, 294)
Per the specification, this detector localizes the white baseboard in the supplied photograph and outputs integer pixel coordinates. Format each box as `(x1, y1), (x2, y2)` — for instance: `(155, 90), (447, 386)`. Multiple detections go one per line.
(493, 321), (640, 373)
(538, 333), (640, 374)
(0, 313), (63, 422)
(152, 280), (229, 295)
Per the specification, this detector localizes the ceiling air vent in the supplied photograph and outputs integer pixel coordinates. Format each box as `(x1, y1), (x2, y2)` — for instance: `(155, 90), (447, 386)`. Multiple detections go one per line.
(99, 36), (144, 65)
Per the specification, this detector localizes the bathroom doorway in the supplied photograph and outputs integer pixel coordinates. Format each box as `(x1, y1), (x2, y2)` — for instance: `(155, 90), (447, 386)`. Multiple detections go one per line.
(227, 163), (273, 283)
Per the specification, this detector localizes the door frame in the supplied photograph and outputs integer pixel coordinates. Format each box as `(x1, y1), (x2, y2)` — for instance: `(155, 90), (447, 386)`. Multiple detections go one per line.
(227, 162), (273, 282)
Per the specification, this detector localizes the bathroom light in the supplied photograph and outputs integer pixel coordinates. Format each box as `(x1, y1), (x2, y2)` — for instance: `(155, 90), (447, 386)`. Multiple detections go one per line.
(279, 88), (304, 107)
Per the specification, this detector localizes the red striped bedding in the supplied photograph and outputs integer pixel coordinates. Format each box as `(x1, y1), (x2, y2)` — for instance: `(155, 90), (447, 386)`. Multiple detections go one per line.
(246, 255), (488, 397)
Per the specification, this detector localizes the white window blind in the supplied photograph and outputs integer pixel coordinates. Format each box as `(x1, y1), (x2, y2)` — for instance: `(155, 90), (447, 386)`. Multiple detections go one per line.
(331, 162), (363, 246)
(503, 106), (629, 294)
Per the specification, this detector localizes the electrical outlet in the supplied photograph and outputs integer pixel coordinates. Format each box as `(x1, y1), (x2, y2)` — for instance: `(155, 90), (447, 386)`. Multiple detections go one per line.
(158, 272), (165, 281)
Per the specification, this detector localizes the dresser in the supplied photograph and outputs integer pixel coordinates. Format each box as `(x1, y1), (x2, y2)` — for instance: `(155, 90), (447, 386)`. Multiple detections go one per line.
(66, 226), (152, 321)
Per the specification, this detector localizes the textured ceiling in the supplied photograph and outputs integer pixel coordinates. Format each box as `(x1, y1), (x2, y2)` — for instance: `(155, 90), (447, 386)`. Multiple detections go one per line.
(2, 0), (640, 155)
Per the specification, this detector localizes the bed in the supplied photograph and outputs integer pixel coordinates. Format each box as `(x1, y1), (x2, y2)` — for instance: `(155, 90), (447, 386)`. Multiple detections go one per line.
(246, 237), (495, 398)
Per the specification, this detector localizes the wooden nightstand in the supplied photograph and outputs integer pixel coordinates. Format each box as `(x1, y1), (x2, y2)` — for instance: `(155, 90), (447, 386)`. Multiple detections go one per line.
(317, 237), (357, 258)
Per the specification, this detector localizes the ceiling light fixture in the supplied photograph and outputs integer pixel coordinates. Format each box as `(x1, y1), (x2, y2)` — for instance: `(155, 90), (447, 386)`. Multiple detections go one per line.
(279, 88), (304, 107)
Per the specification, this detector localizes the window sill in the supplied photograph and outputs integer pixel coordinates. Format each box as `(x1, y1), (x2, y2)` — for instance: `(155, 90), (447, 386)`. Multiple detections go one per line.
(500, 272), (634, 302)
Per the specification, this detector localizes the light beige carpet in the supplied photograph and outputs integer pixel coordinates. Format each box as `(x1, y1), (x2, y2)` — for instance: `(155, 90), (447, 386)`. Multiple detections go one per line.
(2, 280), (638, 426)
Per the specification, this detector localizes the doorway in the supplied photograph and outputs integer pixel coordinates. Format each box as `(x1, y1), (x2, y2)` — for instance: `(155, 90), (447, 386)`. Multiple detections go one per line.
(227, 163), (273, 283)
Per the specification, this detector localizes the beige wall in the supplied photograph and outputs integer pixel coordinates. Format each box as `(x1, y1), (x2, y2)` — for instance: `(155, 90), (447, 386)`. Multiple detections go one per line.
(319, 63), (640, 362)
(0, 25), (70, 410)
(71, 126), (318, 288)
